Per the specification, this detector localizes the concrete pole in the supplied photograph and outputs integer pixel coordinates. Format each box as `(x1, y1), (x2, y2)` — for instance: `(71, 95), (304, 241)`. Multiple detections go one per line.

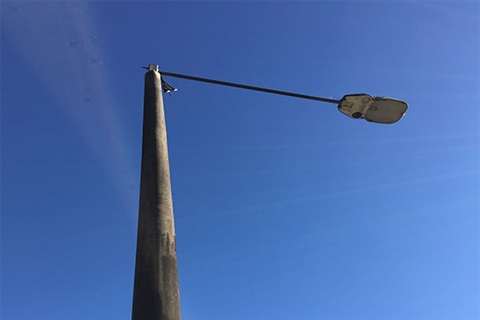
(132, 67), (181, 320)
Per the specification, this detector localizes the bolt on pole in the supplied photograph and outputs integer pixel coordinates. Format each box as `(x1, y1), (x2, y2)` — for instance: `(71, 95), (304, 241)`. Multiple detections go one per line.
(132, 66), (181, 320)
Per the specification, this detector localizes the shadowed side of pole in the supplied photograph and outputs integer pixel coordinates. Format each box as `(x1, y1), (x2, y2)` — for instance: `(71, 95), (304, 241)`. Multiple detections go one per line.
(132, 70), (181, 320)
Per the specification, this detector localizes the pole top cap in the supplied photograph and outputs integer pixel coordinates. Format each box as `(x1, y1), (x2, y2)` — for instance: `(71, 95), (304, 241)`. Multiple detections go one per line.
(147, 64), (159, 71)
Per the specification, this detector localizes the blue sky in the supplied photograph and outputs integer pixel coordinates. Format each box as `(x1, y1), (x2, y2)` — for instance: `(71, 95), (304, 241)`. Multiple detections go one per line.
(1, 1), (478, 319)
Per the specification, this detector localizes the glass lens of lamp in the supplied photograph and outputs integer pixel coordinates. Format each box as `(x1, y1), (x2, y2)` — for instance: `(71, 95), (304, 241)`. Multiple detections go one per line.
(364, 98), (408, 124)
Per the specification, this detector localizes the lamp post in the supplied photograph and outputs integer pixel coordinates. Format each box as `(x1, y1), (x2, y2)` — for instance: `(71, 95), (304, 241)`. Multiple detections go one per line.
(132, 64), (408, 320)
(132, 66), (180, 320)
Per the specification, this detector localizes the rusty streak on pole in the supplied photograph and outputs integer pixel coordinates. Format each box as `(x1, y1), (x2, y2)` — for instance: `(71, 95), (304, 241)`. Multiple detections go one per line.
(132, 68), (181, 320)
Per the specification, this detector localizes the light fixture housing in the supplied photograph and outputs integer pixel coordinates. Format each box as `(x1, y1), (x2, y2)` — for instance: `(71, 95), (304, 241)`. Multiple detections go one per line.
(338, 94), (408, 124)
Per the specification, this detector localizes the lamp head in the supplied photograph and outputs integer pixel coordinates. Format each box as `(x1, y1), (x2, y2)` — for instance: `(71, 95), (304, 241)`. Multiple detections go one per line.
(338, 94), (408, 124)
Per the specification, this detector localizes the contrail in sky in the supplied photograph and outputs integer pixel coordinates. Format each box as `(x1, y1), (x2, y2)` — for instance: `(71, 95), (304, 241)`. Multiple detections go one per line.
(2, 2), (138, 217)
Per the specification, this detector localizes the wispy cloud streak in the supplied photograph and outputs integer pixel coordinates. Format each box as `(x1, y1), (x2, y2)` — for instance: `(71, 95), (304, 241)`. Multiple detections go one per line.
(2, 2), (138, 215)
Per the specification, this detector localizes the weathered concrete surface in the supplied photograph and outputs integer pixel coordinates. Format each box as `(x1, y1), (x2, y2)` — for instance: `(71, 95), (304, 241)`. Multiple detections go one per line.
(132, 70), (181, 320)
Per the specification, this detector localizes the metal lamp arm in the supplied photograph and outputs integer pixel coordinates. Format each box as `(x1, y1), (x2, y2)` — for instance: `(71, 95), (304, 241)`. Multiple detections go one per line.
(158, 70), (340, 105)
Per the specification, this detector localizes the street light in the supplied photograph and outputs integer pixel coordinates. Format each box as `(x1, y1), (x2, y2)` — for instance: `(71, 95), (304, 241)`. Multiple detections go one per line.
(154, 65), (408, 124)
(337, 93), (408, 124)
(132, 64), (408, 320)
